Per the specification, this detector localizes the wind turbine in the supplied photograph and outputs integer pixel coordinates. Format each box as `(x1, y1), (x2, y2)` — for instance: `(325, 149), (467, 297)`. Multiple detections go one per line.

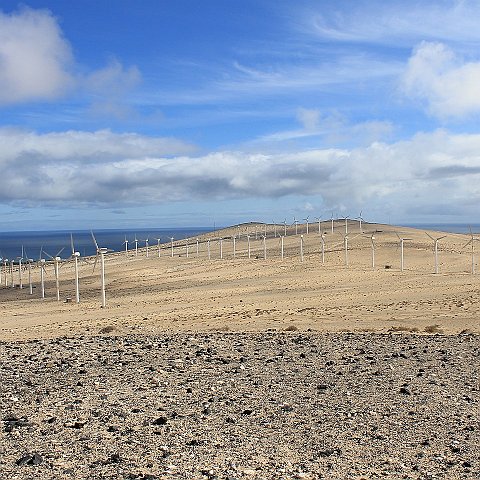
(370, 234), (376, 269)
(91, 231), (113, 308)
(344, 234), (349, 267)
(70, 233), (81, 303)
(263, 223), (267, 238)
(344, 216), (349, 235)
(156, 238), (162, 257)
(463, 228), (480, 274)
(170, 237), (174, 258)
(24, 251), (34, 295)
(43, 247), (65, 301)
(38, 248), (46, 299)
(356, 211), (364, 233)
(396, 233), (412, 272)
(315, 217), (321, 234)
(232, 235), (236, 259)
(144, 238), (150, 258)
(303, 217), (309, 235)
(196, 238), (199, 257)
(273, 221), (277, 238)
(17, 246), (24, 289)
(263, 235), (267, 259)
(10, 259), (14, 288)
(426, 232), (447, 274)
(134, 235), (139, 256)
(247, 234), (251, 259)
(2, 257), (8, 287)
(123, 236), (129, 257)
(207, 239), (211, 260)
(293, 217), (298, 235)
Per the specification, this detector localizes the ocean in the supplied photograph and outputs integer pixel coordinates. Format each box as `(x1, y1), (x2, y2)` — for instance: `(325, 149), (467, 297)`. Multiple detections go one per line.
(0, 228), (212, 262)
(402, 224), (480, 234)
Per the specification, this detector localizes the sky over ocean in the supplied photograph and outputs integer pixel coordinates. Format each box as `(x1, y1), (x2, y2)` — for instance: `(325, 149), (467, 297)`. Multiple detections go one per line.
(1, 1), (480, 229)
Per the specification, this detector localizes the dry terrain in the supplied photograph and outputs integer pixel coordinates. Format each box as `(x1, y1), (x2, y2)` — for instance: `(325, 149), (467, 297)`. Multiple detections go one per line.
(0, 223), (479, 479)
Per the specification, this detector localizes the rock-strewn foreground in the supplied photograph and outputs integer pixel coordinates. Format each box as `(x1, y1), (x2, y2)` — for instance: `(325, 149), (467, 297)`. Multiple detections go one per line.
(0, 333), (478, 479)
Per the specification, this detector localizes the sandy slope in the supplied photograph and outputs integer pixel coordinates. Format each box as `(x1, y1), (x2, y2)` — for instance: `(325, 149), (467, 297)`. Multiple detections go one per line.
(0, 222), (479, 340)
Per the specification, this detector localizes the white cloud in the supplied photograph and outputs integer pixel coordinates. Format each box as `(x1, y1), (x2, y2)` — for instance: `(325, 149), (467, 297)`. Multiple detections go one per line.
(308, 0), (480, 47)
(0, 7), (141, 109)
(402, 41), (480, 118)
(1, 128), (480, 221)
(0, 7), (74, 104)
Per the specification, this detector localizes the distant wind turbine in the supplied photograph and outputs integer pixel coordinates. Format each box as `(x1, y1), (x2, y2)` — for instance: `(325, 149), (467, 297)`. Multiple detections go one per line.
(123, 236), (129, 257)
(315, 217), (321, 234)
(134, 235), (139, 257)
(396, 233), (412, 272)
(156, 238), (162, 257)
(370, 234), (376, 269)
(463, 227), (480, 274)
(344, 234), (349, 267)
(303, 217), (309, 235)
(426, 232), (447, 274)
(70, 233), (81, 303)
(43, 247), (65, 301)
(91, 231), (114, 308)
(171, 237), (175, 258)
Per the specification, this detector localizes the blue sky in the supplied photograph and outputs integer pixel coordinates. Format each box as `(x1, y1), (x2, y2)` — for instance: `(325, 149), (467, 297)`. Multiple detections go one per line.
(1, 0), (480, 230)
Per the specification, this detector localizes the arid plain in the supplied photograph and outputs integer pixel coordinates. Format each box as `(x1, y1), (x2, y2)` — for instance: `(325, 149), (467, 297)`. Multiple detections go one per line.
(0, 222), (479, 340)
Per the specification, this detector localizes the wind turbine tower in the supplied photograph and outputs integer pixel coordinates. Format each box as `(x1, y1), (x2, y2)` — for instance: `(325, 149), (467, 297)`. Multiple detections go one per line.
(426, 232), (447, 274)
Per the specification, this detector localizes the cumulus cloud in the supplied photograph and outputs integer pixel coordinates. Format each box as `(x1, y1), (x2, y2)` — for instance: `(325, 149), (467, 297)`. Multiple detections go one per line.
(0, 7), (74, 104)
(1, 128), (480, 220)
(402, 41), (480, 118)
(0, 7), (140, 108)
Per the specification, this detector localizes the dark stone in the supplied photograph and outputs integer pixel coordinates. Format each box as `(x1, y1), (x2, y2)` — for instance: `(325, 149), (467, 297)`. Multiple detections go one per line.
(152, 416), (168, 425)
(16, 453), (43, 466)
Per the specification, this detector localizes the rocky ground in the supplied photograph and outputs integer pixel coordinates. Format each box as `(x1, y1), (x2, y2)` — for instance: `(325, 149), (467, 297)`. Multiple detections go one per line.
(0, 332), (478, 479)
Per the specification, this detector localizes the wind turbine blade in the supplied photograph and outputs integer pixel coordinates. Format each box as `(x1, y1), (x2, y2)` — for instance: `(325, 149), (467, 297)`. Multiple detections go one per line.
(56, 247), (65, 258)
(91, 230), (99, 250)
(70, 233), (75, 255)
(462, 240), (473, 249)
(42, 250), (54, 260)
(39, 245), (44, 261)
(425, 232), (434, 241)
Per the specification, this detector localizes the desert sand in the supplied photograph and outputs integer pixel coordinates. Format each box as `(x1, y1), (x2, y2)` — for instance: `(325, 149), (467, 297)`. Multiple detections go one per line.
(0, 222), (479, 340)
(0, 222), (479, 479)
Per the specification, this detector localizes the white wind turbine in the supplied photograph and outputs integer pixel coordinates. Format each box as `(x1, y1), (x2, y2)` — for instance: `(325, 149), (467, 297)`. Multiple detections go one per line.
(24, 251), (34, 295)
(91, 231), (113, 308)
(38, 248), (47, 299)
(207, 239), (211, 260)
(70, 233), (81, 303)
(263, 223), (267, 238)
(123, 236), (129, 257)
(315, 216), (321, 234)
(196, 238), (199, 257)
(155, 238), (162, 257)
(303, 217), (309, 235)
(396, 233), (412, 272)
(370, 234), (376, 269)
(10, 259), (14, 288)
(17, 246), (24, 289)
(2, 257), (7, 287)
(144, 238), (150, 257)
(356, 211), (364, 233)
(263, 235), (267, 259)
(344, 216), (349, 235)
(426, 232), (447, 274)
(320, 233), (326, 265)
(463, 227), (480, 274)
(293, 217), (298, 235)
(170, 237), (175, 257)
(232, 235), (236, 258)
(344, 233), (349, 267)
(43, 247), (65, 301)
(134, 235), (139, 256)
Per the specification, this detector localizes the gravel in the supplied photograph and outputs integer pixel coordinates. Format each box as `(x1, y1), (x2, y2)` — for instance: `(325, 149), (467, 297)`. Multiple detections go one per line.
(0, 332), (478, 479)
